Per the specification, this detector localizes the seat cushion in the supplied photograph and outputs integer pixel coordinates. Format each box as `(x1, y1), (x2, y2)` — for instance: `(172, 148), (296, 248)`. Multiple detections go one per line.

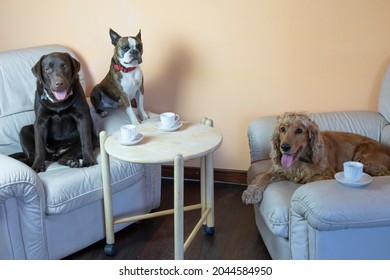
(39, 154), (144, 215)
(255, 181), (301, 238)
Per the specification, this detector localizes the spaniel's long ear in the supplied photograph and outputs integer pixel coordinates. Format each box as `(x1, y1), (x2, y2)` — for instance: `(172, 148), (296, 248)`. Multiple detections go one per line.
(270, 117), (282, 165)
(307, 117), (322, 163)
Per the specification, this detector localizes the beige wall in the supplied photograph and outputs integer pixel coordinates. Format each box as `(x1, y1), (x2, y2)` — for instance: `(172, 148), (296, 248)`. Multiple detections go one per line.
(1, 0), (390, 171)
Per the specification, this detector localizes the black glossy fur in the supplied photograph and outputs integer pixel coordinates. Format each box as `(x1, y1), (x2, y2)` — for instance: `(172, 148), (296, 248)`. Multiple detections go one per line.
(9, 52), (97, 172)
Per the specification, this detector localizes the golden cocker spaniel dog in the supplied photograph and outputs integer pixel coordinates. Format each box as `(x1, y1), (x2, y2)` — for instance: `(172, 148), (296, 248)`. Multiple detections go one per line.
(242, 112), (390, 204)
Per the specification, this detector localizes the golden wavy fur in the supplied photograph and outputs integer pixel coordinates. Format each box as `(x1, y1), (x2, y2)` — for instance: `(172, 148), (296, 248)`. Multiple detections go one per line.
(242, 112), (390, 204)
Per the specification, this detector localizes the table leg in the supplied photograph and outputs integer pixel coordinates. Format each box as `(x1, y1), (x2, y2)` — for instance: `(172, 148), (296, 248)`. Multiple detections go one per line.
(100, 131), (116, 256)
(204, 152), (215, 235)
(174, 154), (184, 260)
(200, 157), (206, 222)
(201, 117), (215, 235)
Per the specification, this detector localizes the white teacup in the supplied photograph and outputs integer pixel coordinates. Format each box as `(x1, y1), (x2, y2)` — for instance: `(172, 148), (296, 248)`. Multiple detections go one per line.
(343, 161), (363, 182)
(120, 124), (137, 141)
(160, 112), (180, 128)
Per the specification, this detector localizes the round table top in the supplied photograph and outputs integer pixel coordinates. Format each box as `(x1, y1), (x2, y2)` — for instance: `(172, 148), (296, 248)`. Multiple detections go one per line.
(103, 121), (223, 164)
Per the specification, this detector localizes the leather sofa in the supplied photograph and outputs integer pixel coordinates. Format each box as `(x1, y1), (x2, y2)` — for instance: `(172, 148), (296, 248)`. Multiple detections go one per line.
(0, 45), (161, 259)
(246, 64), (390, 259)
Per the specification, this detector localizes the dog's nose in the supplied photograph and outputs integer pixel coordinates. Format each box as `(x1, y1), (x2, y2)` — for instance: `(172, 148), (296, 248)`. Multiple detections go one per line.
(281, 143), (291, 152)
(130, 50), (139, 58)
(54, 80), (63, 88)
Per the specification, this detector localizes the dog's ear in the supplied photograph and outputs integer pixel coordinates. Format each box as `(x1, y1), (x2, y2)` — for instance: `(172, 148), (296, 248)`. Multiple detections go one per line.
(307, 117), (319, 147)
(136, 29), (142, 40)
(32, 55), (46, 84)
(307, 117), (323, 163)
(270, 117), (282, 165)
(66, 53), (81, 76)
(64, 53), (80, 81)
(67, 53), (81, 80)
(109, 28), (121, 46)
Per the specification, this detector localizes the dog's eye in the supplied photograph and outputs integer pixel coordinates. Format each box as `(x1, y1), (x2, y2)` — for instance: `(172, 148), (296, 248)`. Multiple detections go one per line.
(295, 128), (303, 134)
(121, 46), (130, 52)
(44, 68), (53, 74)
(63, 65), (69, 71)
(280, 127), (286, 133)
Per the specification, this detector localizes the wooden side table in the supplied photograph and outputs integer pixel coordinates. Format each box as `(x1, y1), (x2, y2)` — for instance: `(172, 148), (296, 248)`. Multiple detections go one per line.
(99, 118), (222, 259)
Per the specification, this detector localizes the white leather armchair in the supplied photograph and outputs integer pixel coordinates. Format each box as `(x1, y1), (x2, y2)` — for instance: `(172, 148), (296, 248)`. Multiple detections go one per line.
(247, 65), (390, 259)
(0, 45), (161, 259)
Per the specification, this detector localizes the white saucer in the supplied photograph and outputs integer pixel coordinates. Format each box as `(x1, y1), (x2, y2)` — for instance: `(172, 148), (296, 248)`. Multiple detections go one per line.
(334, 172), (372, 187)
(115, 133), (144, 145)
(155, 121), (183, 132)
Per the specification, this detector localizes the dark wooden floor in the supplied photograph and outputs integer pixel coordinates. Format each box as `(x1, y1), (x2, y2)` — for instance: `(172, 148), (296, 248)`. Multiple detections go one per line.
(64, 178), (271, 260)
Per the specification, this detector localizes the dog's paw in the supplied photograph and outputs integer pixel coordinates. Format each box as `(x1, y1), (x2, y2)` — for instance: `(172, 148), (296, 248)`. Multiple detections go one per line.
(32, 165), (46, 173)
(125, 107), (141, 124)
(82, 157), (97, 167)
(242, 185), (266, 204)
(66, 159), (81, 168)
(140, 112), (150, 121)
(98, 110), (109, 118)
(32, 161), (46, 173)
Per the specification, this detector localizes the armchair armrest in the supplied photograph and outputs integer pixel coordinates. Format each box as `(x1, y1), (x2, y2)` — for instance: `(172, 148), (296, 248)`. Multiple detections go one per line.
(289, 177), (390, 259)
(0, 154), (48, 259)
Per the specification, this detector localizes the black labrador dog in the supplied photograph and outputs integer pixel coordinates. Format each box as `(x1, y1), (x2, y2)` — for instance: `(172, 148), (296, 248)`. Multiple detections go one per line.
(10, 52), (97, 172)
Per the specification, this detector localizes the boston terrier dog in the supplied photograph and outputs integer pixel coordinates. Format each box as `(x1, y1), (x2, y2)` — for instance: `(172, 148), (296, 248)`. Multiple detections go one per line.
(90, 28), (149, 124)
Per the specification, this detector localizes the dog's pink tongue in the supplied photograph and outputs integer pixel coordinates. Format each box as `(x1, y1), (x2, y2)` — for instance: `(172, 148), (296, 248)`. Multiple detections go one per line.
(53, 91), (67, 100)
(281, 154), (294, 168)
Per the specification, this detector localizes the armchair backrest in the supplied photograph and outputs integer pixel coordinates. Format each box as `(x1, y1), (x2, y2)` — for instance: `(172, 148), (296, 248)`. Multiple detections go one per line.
(378, 64), (390, 123)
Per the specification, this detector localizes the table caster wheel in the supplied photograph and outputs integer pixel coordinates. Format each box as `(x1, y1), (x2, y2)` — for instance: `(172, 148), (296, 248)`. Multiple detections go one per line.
(104, 244), (116, 256)
(204, 226), (215, 235)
